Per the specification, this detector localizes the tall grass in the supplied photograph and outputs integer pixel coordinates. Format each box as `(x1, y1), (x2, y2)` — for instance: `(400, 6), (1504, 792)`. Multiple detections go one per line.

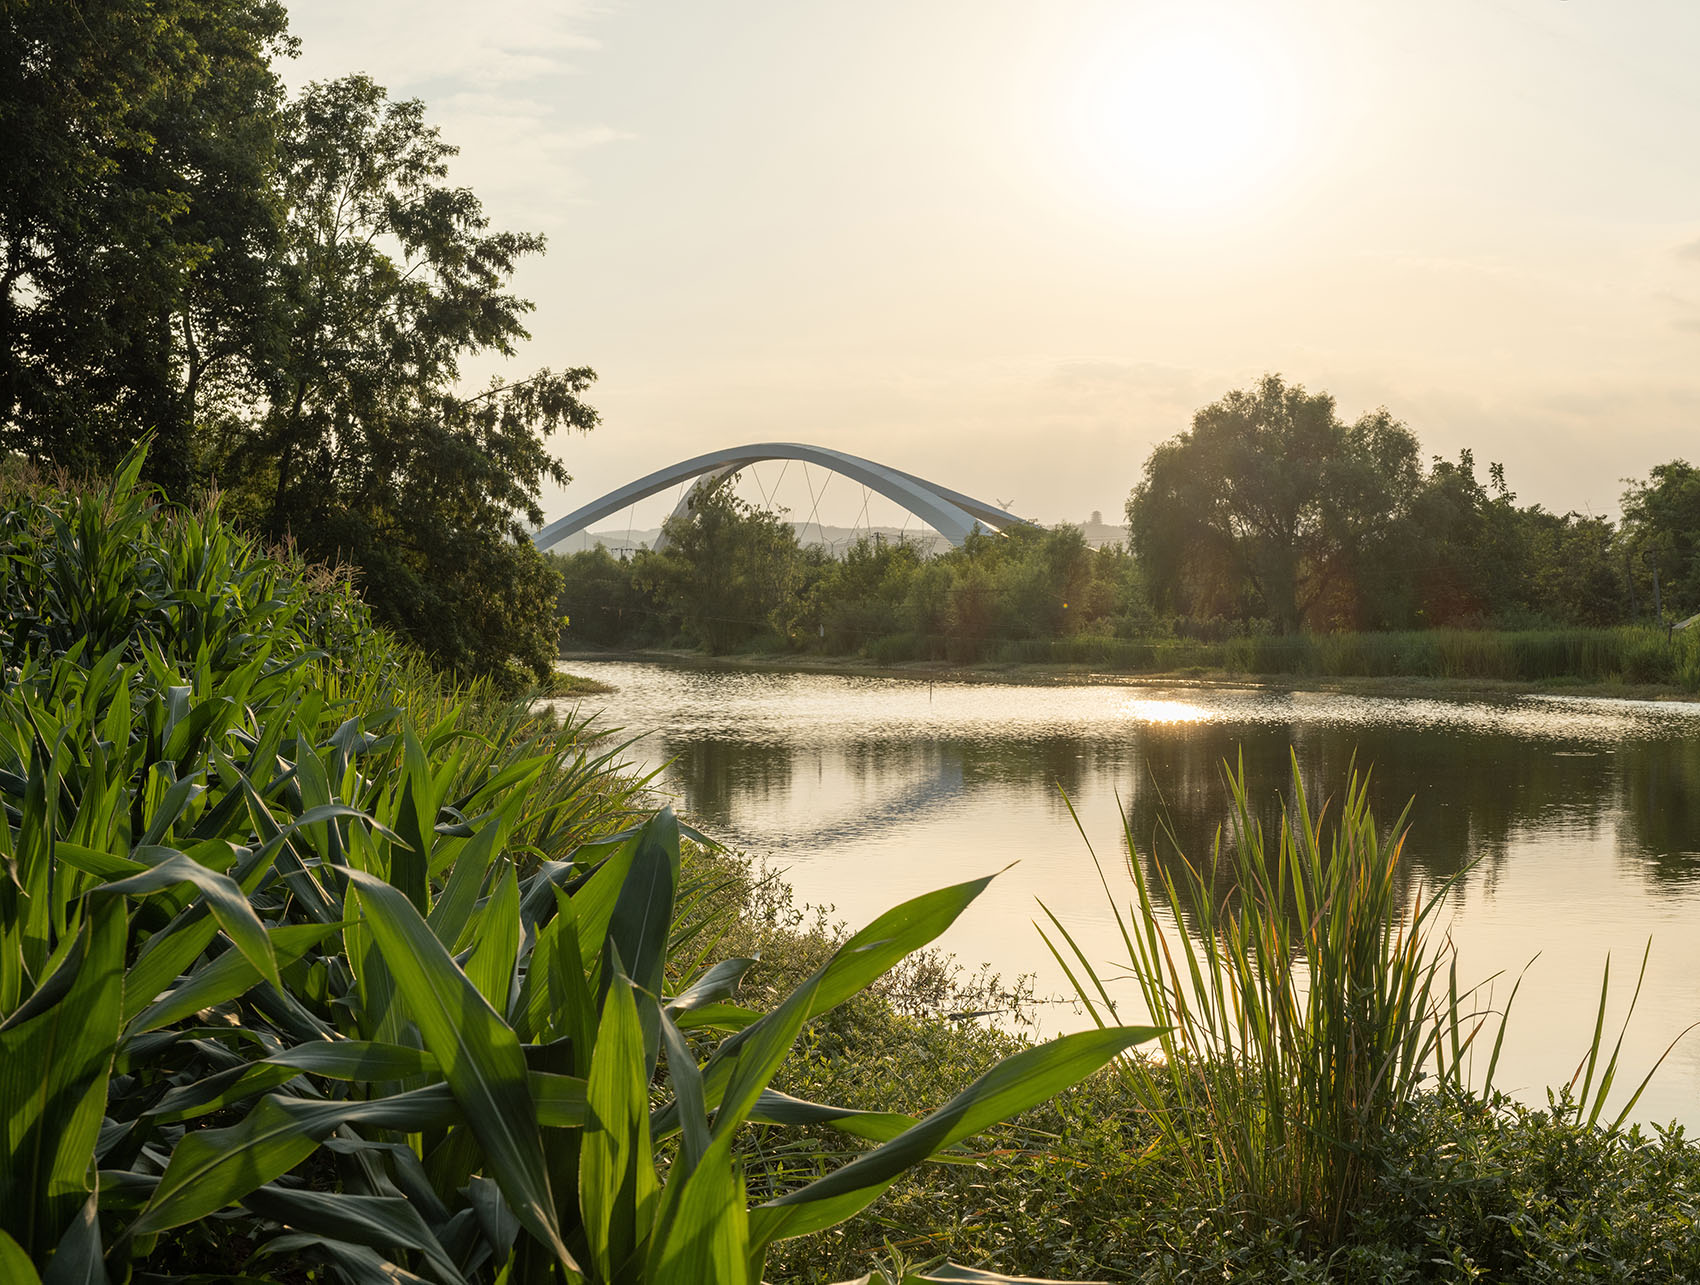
(1044, 759), (1465, 1241)
(1043, 755), (1692, 1251)
(1007, 626), (1700, 688)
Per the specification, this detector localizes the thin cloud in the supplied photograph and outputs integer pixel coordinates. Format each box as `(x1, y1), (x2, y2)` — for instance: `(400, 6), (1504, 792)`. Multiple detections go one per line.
(1677, 237), (1700, 263)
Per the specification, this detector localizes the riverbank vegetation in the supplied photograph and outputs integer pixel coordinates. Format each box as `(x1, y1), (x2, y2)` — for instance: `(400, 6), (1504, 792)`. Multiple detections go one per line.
(552, 376), (1700, 690)
(0, 459), (1159, 1282)
(4, 465), (1699, 1283)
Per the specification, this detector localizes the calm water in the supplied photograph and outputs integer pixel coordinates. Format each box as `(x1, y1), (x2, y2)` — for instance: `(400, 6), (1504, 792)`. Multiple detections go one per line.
(557, 660), (1700, 1127)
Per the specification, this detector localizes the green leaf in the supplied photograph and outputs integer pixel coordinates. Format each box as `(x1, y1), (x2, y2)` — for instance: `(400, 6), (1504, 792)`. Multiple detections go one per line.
(751, 1026), (1158, 1248)
(0, 1229), (41, 1285)
(466, 864), (520, 1017)
(39, 1192), (105, 1285)
(265, 1041), (440, 1081)
(745, 1089), (915, 1143)
(130, 1086), (463, 1235)
(101, 851), (279, 990)
(241, 1187), (466, 1285)
(647, 1131), (750, 1285)
(125, 923), (340, 1036)
(580, 964), (658, 1281)
(342, 868), (575, 1273)
(0, 899), (125, 1257)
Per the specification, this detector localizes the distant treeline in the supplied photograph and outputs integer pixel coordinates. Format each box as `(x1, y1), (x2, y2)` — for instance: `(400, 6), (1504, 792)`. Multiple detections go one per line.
(554, 376), (1700, 685)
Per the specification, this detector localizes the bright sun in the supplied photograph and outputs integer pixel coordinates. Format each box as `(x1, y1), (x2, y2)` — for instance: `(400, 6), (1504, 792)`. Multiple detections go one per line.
(1073, 23), (1297, 214)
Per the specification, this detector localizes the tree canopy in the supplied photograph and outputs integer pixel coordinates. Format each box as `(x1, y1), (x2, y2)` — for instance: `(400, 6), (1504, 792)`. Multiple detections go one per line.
(1, 7), (596, 688)
(1126, 375), (1423, 631)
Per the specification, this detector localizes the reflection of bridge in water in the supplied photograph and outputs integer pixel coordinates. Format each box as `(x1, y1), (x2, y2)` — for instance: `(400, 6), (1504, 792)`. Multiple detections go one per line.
(673, 741), (969, 854)
(531, 442), (1034, 553)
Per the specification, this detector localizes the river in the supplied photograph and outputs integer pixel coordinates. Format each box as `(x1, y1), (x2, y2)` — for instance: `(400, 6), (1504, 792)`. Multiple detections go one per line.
(554, 659), (1700, 1127)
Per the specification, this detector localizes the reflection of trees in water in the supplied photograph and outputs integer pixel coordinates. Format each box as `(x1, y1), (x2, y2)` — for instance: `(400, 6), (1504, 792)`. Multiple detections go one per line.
(1119, 723), (1631, 937)
(664, 719), (1691, 905)
(663, 738), (799, 823)
(1617, 736), (1700, 885)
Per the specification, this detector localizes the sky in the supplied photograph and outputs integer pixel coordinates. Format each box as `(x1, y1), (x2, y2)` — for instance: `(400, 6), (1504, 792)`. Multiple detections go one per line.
(279, 0), (1700, 532)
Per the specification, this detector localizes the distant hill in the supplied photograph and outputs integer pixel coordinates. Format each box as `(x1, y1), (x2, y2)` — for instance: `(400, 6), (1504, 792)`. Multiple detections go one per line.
(545, 515), (1127, 557)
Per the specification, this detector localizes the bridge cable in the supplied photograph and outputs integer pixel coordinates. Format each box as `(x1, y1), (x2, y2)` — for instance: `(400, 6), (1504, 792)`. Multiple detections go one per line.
(801, 463), (834, 550)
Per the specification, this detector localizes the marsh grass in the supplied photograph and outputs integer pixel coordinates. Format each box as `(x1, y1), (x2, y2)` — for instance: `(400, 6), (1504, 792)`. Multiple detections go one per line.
(998, 626), (1700, 688)
(1041, 758), (1494, 1243)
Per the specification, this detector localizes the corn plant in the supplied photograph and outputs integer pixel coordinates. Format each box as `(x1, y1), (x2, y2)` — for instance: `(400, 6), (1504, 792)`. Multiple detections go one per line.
(1, 451), (1156, 1282)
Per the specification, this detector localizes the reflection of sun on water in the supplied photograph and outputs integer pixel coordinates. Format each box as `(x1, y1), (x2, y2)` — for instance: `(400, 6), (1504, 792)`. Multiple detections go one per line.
(1069, 15), (1301, 215)
(1117, 697), (1213, 724)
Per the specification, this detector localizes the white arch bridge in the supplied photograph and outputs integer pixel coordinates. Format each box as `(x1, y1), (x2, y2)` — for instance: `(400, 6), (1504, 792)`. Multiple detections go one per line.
(530, 442), (1033, 554)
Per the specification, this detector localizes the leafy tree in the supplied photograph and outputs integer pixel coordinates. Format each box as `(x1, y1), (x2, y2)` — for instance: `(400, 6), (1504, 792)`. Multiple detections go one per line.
(636, 487), (800, 652)
(0, 0), (292, 492)
(214, 75), (598, 687)
(1127, 375), (1422, 632)
(551, 546), (652, 646)
(1622, 460), (1700, 619)
(1401, 450), (1528, 626)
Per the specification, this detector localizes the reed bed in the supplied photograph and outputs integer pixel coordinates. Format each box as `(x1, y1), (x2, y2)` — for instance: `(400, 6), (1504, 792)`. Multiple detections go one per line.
(1011, 626), (1700, 688)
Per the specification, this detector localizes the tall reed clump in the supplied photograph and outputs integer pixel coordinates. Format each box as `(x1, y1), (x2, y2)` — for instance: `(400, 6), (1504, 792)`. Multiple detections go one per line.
(0, 450), (1154, 1284)
(1043, 758), (1478, 1244)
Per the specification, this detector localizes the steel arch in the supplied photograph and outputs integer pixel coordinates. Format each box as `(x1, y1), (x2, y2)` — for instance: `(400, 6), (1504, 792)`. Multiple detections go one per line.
(531, 442), (1030, 553)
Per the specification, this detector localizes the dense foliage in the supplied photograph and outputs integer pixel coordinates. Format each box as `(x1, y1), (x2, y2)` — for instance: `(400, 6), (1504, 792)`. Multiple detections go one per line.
(1, 4), (590, 688)
(551, 472), (1700, 691)
(687, 828), (1700, 1285)
(0, 459), (1149, 1283)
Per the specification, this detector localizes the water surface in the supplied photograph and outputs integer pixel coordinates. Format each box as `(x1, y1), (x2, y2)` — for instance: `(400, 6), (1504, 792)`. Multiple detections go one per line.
(558, 661), (1700, 1126)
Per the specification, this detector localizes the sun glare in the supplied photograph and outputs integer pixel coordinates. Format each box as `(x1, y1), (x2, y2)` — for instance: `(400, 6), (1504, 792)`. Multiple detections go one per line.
(1071, 21), (1299, 215)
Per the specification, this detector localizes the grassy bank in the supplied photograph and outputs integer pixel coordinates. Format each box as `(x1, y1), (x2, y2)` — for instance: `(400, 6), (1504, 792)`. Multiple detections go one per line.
(860, 625), (1700, 690)
(565, 633), (1700, 703)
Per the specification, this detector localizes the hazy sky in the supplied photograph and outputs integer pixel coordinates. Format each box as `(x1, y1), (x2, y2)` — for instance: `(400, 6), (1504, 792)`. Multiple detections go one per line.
(281, 0), (1700, 531)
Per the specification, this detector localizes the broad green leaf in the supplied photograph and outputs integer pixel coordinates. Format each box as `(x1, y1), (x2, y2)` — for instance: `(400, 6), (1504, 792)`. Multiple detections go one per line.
(467, 864), (520, 1017)
(126, 923), (340, 1036)
(130, 1086), (463, 1235)
(0, 899), (124, 1257)
(241, 1187), (466, 1285)
(580, 965), (658, 1281)
(0, 1229), (41, 1285)
(665, 957), (756, 1017)
(751, 1025), (1158, 1248)
(265, 1040), (440, 1081)
(659, 1011), (708, 1181)
(745, 1089), (915, 1143)
(101, 851), (279, 990)
(529, 1072), (590, 1128)
(426, 808), (506, 950)
(39, 1191), (105, 1285)
(647, 1131), (749, 1285)
(343, 868), (575, 1273)
(660, 876), (997, 1139)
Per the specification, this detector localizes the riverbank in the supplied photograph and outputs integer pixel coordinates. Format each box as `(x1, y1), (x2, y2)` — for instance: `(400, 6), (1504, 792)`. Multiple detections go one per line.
(560, 645), (1700, 703)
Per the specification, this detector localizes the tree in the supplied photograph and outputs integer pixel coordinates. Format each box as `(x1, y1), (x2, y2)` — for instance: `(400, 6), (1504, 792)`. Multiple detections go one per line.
(635, 488), (799, 652)
(0, 0), (293, 492)
(1126, 375), (1421, 632)
(213, 76), (598, 687)
(1622, 460), (1700, 618)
